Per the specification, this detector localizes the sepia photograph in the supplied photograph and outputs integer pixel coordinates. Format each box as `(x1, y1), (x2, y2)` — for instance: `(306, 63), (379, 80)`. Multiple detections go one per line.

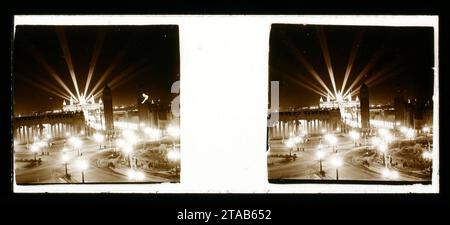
(267, 24), (435, 183)
(13, 25), (180, 184)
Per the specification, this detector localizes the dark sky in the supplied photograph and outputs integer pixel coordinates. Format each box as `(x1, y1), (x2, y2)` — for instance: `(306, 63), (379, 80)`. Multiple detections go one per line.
(269, 24), (434, 109)
(13, 25), (179, 116)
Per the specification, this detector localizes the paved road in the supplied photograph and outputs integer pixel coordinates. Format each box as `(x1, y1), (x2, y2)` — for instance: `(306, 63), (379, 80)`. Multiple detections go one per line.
(15, 136), (178, 184)
(268, 134), (429, 181)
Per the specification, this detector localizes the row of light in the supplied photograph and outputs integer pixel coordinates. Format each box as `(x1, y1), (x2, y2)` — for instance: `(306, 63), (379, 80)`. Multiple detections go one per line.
(26, 124), (181, 181)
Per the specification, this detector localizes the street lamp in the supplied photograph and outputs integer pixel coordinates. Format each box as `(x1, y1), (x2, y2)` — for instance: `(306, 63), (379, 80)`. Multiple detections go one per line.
(422, 126), (430, 134)
(316, 149), (325, 174)
(390, 170), (399, 179)
(167, 149), (180, 161)
(422, 151), (433, 160)
(379, 128), (393, 144)
(123, 129), (139, 145)
(285, 139), (294, 156)
(72, 138), (82, 156)
(167, 125), (180, 138)
(61, 153), (70, 177)
(121, 145), (134, 168)
(93, 133), (105, 149)
(116, 138), (125, 148)
(30, 144), (39, 161)
(422, 150), (433, 173)
(167, 147), (181, 175)
(349, 130), (360, 147)
(76, 159), (89, 183)
(405, 129), (415, 140)
(331, 157), (343, 180)
(36, 140), (47, 155)
(293, 136), (303, 151)
(382, 168), (399, 180)
(400, 126), (407, 135)
(127, 169), (145, 182)
(378, 142), (388, 166)
(327, 134), (338, 153)
(167, 125), (180, 150)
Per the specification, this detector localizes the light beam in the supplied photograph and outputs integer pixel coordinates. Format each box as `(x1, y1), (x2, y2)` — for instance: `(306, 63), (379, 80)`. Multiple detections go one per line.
(20, 76), (71, 101)
(283, 38), (335, 98)
(86, 45), (127, 99)
(343, 47), (384, 97)
(24, 40), (77, 100)
(56, 27), (81, 99)
(272, 67), (328, 97)
(341, 30), (363, 93)
(107, 59), (148, 88)
(317, 27), (338, 96)
(83, 32), (105, 97)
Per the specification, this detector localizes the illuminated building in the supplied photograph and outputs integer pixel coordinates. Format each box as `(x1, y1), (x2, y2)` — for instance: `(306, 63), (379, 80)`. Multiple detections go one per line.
(319, 90), (360, 130)
(63, 94), (103, 130)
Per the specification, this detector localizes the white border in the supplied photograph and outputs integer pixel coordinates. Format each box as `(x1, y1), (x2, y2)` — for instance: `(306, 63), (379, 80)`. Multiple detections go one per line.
(13, 15), (439, 193)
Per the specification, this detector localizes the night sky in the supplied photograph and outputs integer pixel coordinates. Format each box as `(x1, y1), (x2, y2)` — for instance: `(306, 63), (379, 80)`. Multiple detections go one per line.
(269, 24), (434, 109)
(13, 25), (179, 116)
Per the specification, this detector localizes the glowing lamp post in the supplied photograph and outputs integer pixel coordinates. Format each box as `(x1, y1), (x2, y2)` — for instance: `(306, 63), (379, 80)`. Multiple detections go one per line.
(127, 169), (145, 182)
(285, 139), (294, 157)
(116, 138), (125, 148)
(316, 148), (325, 174)
(349, 131), (360, 147)
(73, 138), (82, 156)
(167, 125), (180, 149)
(93, 133), (105, 149)
(294, 136), (303, 151)
(122, 145), (134, 168)
(422, 150), (433, 172)
(167, 149), (181, 175)
(76, 159), (89, 183)
(382, 168), (399, 180)
(167, 149), (180, 161)
(422, 126), (430, 135)
(61, 153), (70, 177)
(378, 143), (388, 167)
(422, 151), (432, 161)
(167, 126), (180, 138)
(331, 157), (343, 180)
(328, 135), (338, 153)
(30, 144), (39, 161)
(123, 130), (139, 146)
(405, 129), (415, 141)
